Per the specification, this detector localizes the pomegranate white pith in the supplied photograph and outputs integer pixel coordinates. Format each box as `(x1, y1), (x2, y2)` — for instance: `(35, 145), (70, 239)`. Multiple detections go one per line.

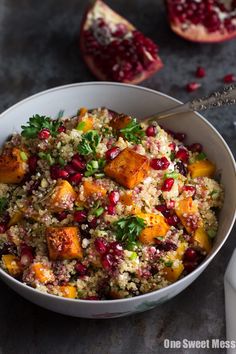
(80, 0), (163, 84)
(167, 0), (236, 43)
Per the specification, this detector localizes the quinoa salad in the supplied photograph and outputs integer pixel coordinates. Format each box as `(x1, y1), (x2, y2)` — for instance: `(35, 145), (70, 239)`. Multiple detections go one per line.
(0, 108), (223, 300)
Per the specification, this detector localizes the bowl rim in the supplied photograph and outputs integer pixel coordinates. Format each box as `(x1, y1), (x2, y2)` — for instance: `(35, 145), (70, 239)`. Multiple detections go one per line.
(0, 81), (235, 305)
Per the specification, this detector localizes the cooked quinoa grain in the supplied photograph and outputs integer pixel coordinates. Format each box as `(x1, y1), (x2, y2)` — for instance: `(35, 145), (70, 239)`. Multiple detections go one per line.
(0, 108), (223, 299)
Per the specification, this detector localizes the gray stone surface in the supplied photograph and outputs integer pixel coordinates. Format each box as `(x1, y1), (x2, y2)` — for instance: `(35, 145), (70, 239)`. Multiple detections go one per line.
(0, 0), (235, 353)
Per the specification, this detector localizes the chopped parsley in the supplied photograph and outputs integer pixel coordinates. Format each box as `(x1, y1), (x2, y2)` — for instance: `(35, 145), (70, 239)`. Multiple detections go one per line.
(113, 216), (146, 249)
(120, 118), (145, 144)
(21, 114), (61, 139)
(196, 152), (207, 161)
(84, 158), (106, 177)
(38, 152), (55, 166)
(77, 130), (101, 155)
(164, 260), (173, 267)
(0, 197), (7, 214)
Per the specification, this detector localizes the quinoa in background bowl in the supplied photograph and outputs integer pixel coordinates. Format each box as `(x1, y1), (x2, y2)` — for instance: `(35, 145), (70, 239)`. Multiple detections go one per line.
(0, 82), (235, 318)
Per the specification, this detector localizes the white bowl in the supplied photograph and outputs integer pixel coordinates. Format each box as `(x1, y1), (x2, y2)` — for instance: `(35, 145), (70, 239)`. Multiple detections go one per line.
(0, 82), (235, 318)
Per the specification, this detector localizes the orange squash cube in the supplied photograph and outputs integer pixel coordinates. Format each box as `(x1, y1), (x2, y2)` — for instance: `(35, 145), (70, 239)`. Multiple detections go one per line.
(77, 117), (94, 133)
(110, 114), (132, 131)
(137, 213), (170, 244)
(0, 148), (28, 183)
(82, 180), (107, 198)
(31, 262), (55, 284)
(48, 180), (77, 212)
(104, 148), (150, 189)
(59, 285), (77, 299)
(163, 262), (184, 282)
(194, 228), (212, 254)
(175, 197), (200, 233)
(188, 160), (216, 178)
(46, 226), (83, 260)
(2, 255), (22, 277)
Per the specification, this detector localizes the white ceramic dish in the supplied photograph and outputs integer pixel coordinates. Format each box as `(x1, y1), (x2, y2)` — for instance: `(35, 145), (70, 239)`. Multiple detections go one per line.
(0, 82), (235, 318)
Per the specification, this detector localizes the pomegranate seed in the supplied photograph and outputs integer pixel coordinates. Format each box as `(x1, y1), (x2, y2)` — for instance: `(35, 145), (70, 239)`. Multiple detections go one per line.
(189, 143), (203, 153)
(150, 157), (170, 170)
(169, 142), (176, 151)
(50, 165), (61, 179)
(69, 173), (83, 185)
(145, 125), (156, 137)
(174, 132), (186, 142)
(27, 180), (40, 195)
(167, 199), (175, 209)
(75, 262), (87, 276)
(155, 240), (177, 251)
(20, 244), (34, 266)
(94, 238), (108, 254)
(71, 155), (86, 171)
(55, 211), (68, 221)
(105, 147), (120, 160)
(156, 204), (171, 218)
(166, 214), (180, 226)
(74, 211), (87, 223)
(175, 161), (188, 177)
(57, 169), (69, 179)
(64, 164), (77, 175)
(0, 223), (7, 234)
(184, 261), (198, 273)
(57, 126), (66, 133)
(38, 128), (51, 140)
(224, 74), (236, 84)
(108, 191), (120, 205)
(186, 82), (201, 92)
(107, 204), (116, 215)
(184, 248), (198, 262)
(196, 67), (206, 78)
(183, 185), (196, 196)
(0, 242), (17, 256)
(101, 253), (114, 271)
(28, 155), (38, 173)
(89, 217), (98, 229)
(175, 148), (189, 163)
(110, 241), (123, 257)
(162, 178), (174, 191)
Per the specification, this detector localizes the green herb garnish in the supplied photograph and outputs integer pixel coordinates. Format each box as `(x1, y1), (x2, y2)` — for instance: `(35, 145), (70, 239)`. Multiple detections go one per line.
(207, 228), (217, 238)
(113, 216), (146, 248)
(120, 118), (145, 144)
(164, 172), (179, 179)
(91, 201), (104, 217)
(77, 130), (101, 155)
(76, 121), (86, 131)
(164, 260), (173, 267)
(38, 152), (55, 166)
(20, 151), (28, 161)
(0, 197), (7, 214)
(170, 151), (175, 161)
(84, 158), (106, 177)
(21, 114), (61, 139)
(196, 152), (207, 161)
(129, 251), (138, 260)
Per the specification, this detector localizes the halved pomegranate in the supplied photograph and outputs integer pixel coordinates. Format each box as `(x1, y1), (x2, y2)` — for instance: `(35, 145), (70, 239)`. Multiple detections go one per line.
(166, 0), (236, 43)
(80, 0), (163, 83)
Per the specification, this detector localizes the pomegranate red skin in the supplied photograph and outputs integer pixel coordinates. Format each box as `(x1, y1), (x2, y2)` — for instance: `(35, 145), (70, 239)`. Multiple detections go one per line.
(166, 0), (236, 43)
(80, 0), (163, 84)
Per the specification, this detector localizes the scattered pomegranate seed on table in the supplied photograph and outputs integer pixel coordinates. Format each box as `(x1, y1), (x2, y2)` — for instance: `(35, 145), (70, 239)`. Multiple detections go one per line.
(186, 82), (201, 93)
(195, 67), (206, 78)
(224, 74), (236, 84)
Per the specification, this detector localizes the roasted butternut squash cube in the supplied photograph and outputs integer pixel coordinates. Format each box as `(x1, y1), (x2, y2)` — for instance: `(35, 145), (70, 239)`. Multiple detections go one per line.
(176, 241), (188, 259)
(120, 192), (133, 206)
(175, 197), (200, 233)
(82, 180), (107, 198)
(0, 148), (28, 183)
(188, 160), (216, 178)
(137, 213), (170, 244)
(2, 254), (22, 277)
(46, 226), (83, 260)
(104, 148), (150, 189)
(31, 262), (55, 284)
(163, 262), (184, 282)
(194, 228), (212, 254)
(48, 180), (77, 212)
(59, 285), (77, 299)
(110, 114), (132, 131)
(77, 117), (94, 133)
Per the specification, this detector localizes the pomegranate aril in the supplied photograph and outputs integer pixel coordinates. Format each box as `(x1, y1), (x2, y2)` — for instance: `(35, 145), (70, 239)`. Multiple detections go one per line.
(107, 204), (116, 215)
(189, 143), (203, 153)
(156, 204), (171, 218)
(89, 217), (98, 229)
(108, 191), (120, 205)
(57, 169), (69, 179)
(57, 126), (66, 133)
(71, 155), (86, 171)
(64, 164), (77, 175)
(166, 214), (180, 227)
(94, 238), (108, 255)
(196, 66), (206, 78)
(28, 155), (38, 173)
(105, 147), (120, 161)
(175, 148), (189, 163)
(69, 173), (83, 185)
(109, 241), (123, 256)
(38, 128), (51, 140)
(184, 248), (198, 262)
(0, 242), (17, 256)
(55, 211), (68, 221)
(50, 165), (61, 179)
(183, 185), (196, 196)
(174, 132), (186, 142)
(0, 223), (7, 234)
(184, 261), (198, 273)
(175, 161), (187, 177)
(150, 157), (170, 170)
(101, 253), (114, 271)
(224, 74), (236, 84)
(75, 262), (87, 276)
(74, 211), (87, 223)
(20, 244), (34, 266)
(186, 82), (201, 92)
(162, 178), (174, 192)
(145, 125), (156, 137)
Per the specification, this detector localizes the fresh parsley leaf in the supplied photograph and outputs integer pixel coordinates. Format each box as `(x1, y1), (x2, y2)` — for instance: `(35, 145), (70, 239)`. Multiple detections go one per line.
(21, 114), (61, 139)
(113, 216), (146, 248)
(164, 260), (173, 267)
(0, 197), (7, 214)
(38, 152), (55, 166)
(77, 130), (101, 155)
(120, 118), (145, 144)
(170, 151), (175, 161)
(196, 152), (207, 161)
(84, 158), (106, 177)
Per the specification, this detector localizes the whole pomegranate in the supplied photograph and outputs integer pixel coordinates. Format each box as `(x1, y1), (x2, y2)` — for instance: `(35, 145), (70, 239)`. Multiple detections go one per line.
(166, 0), (236, 43)
(80, 0), (163, 83)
